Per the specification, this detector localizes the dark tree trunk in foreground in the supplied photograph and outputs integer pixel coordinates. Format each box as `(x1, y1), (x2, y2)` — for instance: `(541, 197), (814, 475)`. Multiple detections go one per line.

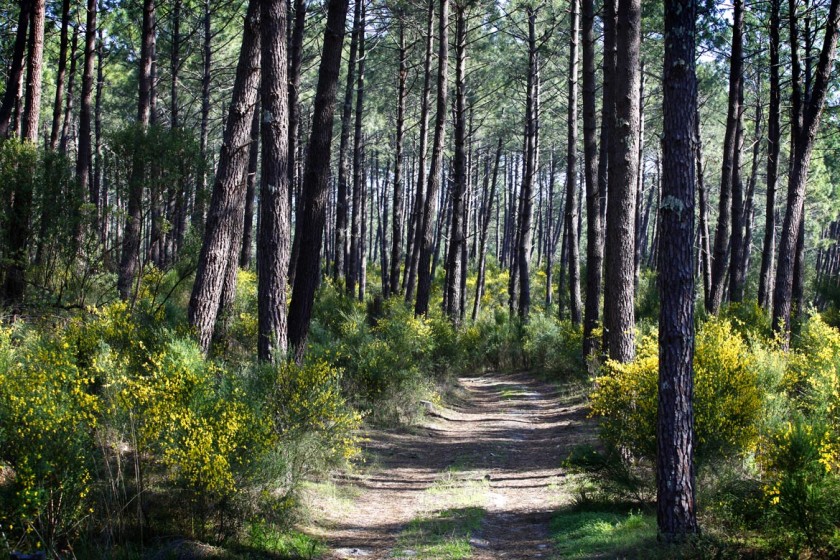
(333, 0), (361, 284)
(657, 0), (698, 538)
(444, 3), (468, 323)
(564, 0), (582, 325)
(582, 0), (602, 357)
(415, 0), (449, 317)
(708, 0), (743, 314)
(188, 0), (261, 352)
(405, 0), (435, 301)
(603, 0), (640, 362)
(773, 0), (840, 342)
(759, 0), (781, 311)
(389, 17), (407, 296)
(0, 0), (30, 138)
(257, 0), (290, 362)
(287, 0), (350, 360)
(2, 0), (43, 306)
(118, 0), (155, 301)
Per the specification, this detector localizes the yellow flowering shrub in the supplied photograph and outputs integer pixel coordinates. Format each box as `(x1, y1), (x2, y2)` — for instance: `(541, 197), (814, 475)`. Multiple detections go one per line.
(785, 313), (840, 423)
(590, 318), (762, 464)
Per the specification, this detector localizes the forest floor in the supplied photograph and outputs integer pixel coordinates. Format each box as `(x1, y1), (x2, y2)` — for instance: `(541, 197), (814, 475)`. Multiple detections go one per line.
(303, 372), (600, 560)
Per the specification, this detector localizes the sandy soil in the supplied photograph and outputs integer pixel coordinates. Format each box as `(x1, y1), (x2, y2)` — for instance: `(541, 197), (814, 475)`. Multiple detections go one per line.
(308, 372), (597, 560)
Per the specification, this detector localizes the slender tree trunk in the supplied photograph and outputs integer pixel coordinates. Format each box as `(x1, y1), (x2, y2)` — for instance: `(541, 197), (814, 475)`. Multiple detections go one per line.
(188, 0), (261, 352)
(773, 0), (840, 342)
(257, 0), (290, 362)
(117, 0), (154, 301)
(333, 0), (361, 284)
(598, 0), (616, 351)
(657, 0), (698, 538)
(49, 0), (71, 150)
(286, 0), (350, 360)
(389, 17), (407, 296)
(0, 0), (30, 138)
(77, 0), (97, 221)
(194, 0), (212, 232)
(348, 2), (366, 297)
(603, 0), (640, 362)
(415, 0), (449, 317)
(445, 3), (468, 323)
(472, 138), (502, 321)
(59, 27), (78, 153)
(731, 95), (762, 302)
(240, 104), (260, 268)
(696, 113), (712, 310)
(582, 0), (602, 357)
(708, 0), (743, 313)
(759, 0), (781, 310)
(564, 0), (582, 325)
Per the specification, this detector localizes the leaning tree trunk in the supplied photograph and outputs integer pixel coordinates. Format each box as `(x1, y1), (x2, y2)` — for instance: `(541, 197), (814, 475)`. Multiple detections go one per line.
(758, 0), (781, 310)
(257, 0), (290, 362)
(286, 0), (351, 360)
(415, 0), (449, 317)
(708, 0), (743, 314)
(657, 0), (698, 539)
(773, 0), (840, 342)
(603, 0), (640, 363)
(188, 0), (261, 352)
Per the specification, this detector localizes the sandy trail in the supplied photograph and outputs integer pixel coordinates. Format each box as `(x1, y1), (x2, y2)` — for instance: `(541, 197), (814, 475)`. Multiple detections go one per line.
(310, 372), (596, 560)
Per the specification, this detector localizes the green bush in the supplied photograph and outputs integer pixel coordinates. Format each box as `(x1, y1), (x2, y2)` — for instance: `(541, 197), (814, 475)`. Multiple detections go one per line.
(590, 317), (763, 465)
(523, 314), (585, 378)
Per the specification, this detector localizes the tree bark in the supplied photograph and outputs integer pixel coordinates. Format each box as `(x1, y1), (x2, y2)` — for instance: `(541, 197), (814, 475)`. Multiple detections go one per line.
(564, 0), (582, 325)
(49, 0), (71, 150)
(415, 0), (449, 317)
(758, 0), (781, 310)
(389, 17), (407, 296)
(603, 0), (640, 363)
(257, 0), (291, 362)
(773, 0), (840, 342)
(188, 0), (261, 352)
(240, 106), (259, 268)
(708, 0), (743, 314)
(347, 1), (366, 298)
(194, 0), (212, 232)
(286, 0), (351, 360)
(0, 0), (31, 139)
(657, 0), (698, 538)
(77, 0), (97, 220)
(472, 138), (502, 322)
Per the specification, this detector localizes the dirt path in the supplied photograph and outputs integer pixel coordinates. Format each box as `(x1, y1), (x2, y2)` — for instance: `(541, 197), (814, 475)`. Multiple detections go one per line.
(307, 372), (597, 560)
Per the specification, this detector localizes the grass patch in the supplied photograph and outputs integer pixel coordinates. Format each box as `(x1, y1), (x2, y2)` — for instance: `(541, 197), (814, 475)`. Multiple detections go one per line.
(550, 508), (656, 559)
(393, 507), (486, 560)
(243, 522), (326, 559)
(500, 386), (527, 400)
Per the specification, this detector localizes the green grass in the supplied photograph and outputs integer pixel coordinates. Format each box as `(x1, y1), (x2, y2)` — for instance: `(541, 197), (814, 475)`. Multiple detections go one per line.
(244, 522), (326, 559)
(393, 507), (486, 560)
(550, 508), (656, 559)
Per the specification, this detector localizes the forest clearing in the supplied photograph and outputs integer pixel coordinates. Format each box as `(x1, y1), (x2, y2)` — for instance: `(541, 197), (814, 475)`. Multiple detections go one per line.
(2, 0), (840, 557)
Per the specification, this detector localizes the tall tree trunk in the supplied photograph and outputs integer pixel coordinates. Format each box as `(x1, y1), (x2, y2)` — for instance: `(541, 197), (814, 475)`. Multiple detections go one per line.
(285, 0), (307, 280)
(603, 0), (640, 362)
(708, 0), (743, 313)
(516, 10), (538, 319)
(582, 0), (602, 357)
(286, 0), (350, 360)
(405, 0), (435, 301)
(257, 0), (290, 362)
(731, 95), (762, 302)
(657, 0), (698, 538)
(444, 3), (468, 323)
(759, 0), (781, 310)
(389, 17), (407, 296)
(49, 0), (71, 150)
(773, 0), (840, 342)
(117, 0), (155, 301)
(564, 0), (582, 325)
(728, 82), (746, 303)
(347, 1), (366, 297)
(333, 0), (361, 283)
(59, 27), (78, 153)
(188, 0), (261, 352)
(0, 0), (30, 138)
(696, 113), (712, 310)
(77, 0), (97, 240)
(598, 0), (616, 351)
(194, 0), (212, 232)
(415, 0), (449, 317)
